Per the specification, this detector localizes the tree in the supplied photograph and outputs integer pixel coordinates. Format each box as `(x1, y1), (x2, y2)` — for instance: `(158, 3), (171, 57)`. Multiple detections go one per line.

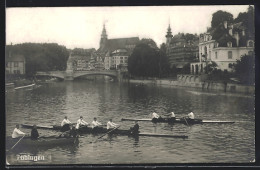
(6, 43), (69, 76)
(128, 43), (164, 78)
(231, 54), (254, 85)
(204, 61), (218, 74)
(234, 5), (254, 38)
(211, 10), (234, 28)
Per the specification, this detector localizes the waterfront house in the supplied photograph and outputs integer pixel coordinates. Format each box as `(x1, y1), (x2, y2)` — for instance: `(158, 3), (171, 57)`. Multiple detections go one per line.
(6, 52), (26, 75)
(190, 21), (254, 74)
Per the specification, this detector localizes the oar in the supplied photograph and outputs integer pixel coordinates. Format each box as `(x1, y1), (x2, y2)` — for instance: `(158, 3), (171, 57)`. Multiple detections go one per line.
(183, 117), (190, 127)
(90, 126), (120, 143)
(10, 135), (25, 150)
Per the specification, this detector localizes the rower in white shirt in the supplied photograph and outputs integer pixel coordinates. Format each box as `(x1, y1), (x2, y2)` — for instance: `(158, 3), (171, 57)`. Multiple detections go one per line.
(76, 116), (89, 129)
(152, 112), (160, 119)
(187, 112), (195, 120)
(12, 124), (26, 138)
(92, 117), (102, 129)
(168, 111), (176, 123)
(61, 116), (72, 126)
(107, 119), (119, 129)
(61, 116), (72, 132)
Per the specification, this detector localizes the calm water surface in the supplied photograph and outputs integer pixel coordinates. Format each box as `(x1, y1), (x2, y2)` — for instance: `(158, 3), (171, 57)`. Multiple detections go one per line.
(6, 80), (255, 164)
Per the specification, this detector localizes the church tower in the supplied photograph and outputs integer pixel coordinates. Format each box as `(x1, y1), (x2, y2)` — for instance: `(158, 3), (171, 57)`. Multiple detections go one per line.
(100, 24), (108, 49)
(165, 24), (173, 46)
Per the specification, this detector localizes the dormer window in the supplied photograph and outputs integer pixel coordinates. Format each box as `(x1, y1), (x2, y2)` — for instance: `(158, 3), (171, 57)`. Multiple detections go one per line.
(227, 42), (232, 47)
(247, 40), (254, 47)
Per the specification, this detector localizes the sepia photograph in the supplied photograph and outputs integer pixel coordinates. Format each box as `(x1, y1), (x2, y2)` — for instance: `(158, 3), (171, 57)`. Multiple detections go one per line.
(5, 5), (255, 166)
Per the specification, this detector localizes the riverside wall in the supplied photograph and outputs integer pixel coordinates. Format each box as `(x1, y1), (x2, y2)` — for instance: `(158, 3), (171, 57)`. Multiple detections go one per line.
(128, 75), (254, 95)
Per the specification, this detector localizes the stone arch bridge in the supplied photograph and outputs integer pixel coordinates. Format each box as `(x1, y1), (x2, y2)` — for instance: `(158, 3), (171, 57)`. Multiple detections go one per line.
(35, 70), (123, 81)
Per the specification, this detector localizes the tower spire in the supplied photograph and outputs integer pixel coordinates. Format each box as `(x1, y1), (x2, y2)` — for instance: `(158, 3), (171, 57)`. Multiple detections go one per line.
(165, 21), (173, 46)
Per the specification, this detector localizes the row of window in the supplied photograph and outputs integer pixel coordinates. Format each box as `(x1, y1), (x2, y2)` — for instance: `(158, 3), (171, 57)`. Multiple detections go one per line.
(6, 62), (22, 67)
(6, 70), (21, 74)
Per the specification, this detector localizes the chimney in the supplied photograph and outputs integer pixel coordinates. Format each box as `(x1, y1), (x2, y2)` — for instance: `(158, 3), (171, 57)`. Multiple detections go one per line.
(228, 25), (233, 36)
(224, 21), (228, 29)
(234, 32), (239, 47)
(242, 29), (245, 36)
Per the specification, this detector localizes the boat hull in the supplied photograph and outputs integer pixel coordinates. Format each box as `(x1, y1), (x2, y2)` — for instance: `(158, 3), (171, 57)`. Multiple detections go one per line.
(6, 136), (78, 150)
(21, 124), (188, 139)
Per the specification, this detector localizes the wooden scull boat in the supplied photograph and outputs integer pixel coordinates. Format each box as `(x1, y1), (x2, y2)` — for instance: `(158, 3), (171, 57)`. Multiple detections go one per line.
(6, 136), (78, 150)
(121, 118), (235, 124)
(21, 124), (188, 139)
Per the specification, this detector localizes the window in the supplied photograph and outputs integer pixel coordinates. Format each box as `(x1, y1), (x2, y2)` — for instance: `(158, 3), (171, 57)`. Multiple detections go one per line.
(215, 52), (218, 59)
(227, 42), (232, 47)
(228, 51), (232, 59)
(248, 41), (254, 47)
(14, 62), (19, 67)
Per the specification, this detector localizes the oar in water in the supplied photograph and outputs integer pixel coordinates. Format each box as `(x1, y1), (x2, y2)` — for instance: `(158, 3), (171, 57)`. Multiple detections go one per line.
(90, 126), (120, 143)
(9, 135), (26, 150)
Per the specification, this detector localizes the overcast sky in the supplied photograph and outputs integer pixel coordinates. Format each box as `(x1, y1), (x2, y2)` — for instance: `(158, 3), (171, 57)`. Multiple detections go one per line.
(6, 5), (249, 49)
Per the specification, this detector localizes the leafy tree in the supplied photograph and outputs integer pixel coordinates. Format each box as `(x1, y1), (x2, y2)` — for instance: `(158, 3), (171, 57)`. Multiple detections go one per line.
(234, 5), (254, 38)
(128, 43), (169, 78)
(231, 54), (255, 85)
(6, 43), (69, 76)
(211, 10), (233, 28)
(204, 61), (218, 74)
(181, 63), (191, 74)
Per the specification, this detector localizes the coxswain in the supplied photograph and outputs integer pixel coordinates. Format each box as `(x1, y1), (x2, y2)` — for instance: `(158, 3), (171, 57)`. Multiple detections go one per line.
(76, 116), (89, 129)
(12, 124), (26, 138)
(130, 121), (140, 134)
(107, 119), (119, 130)
(187, 112), (195, 120)
(31, 124), (39, 140)
(92, 117), (102, 129)
(61, 116), (72, 132)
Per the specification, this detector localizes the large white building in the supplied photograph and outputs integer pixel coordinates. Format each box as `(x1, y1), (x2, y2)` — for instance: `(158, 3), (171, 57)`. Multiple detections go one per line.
(190, 21), (254, 74)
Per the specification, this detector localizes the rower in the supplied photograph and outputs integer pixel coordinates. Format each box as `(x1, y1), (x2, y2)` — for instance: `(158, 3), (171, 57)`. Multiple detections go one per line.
(12, 124), (26, 139)
(187, 112), (195, 120)
(61, 116), (72, 132)
(107, 119), (119, 130)
(31, 124), (39, 140)
(76, 116), (89, 129)
(92, 117), (102, 129)
(169, 112), (176, 122)
(130, 121), (140, 134)
(151, 112), (162, 122)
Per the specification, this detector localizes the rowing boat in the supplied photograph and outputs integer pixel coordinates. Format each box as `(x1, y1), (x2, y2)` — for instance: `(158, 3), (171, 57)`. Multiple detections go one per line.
(21, 124), (188, 139)
(121, 118), (235, 124)
(6, 136), (78, 150)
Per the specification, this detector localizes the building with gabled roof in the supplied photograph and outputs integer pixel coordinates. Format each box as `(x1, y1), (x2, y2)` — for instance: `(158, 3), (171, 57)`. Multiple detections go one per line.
(190, 20), (254, 74)
(165, 24), (199, 69)
(98, 24), (140, 70)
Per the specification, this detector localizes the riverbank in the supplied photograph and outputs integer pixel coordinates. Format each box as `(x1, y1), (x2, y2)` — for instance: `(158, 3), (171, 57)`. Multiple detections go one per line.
(128, 77), (254, 95)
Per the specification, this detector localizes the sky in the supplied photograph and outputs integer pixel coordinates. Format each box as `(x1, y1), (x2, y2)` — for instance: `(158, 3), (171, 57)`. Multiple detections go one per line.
(6, 5), (249, 49)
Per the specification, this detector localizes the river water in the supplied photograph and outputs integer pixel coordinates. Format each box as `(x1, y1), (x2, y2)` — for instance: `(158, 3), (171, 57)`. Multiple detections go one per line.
(5, 80), (255, 165)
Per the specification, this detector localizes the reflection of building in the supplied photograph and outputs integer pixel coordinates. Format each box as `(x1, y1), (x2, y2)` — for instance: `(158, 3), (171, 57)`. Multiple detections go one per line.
(190, 21), (254, 74)
(98, 24), (139, 70)
(165, 24), (199, 70)
(6, 52), (26, 75)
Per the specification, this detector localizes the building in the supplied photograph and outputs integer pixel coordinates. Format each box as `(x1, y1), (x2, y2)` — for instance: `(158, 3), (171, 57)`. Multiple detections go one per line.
(6, 52), (26, 75)
(190, 21), (254, 74)
(165, 24), (199, 69)
(67, 49), (95, 71)
(98, 24), (139, 70)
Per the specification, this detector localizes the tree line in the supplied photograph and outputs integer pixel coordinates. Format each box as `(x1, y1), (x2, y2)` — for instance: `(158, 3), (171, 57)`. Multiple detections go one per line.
(6, 43), (69, 77)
